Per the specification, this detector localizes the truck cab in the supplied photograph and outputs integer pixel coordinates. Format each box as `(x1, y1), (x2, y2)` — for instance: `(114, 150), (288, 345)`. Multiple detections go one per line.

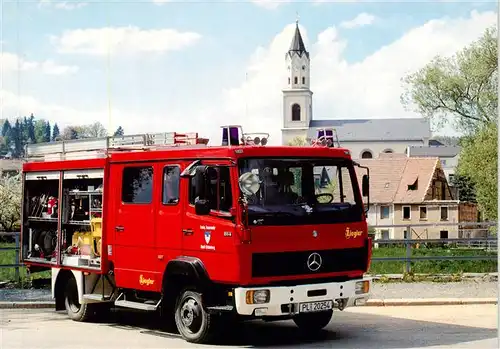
(20, 125), (372, 344)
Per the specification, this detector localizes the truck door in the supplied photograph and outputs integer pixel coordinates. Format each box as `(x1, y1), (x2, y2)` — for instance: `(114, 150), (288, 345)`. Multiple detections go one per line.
(155, 163), (182, 269)
(111, 163), (160, 291)
(181, 163), (239, 282)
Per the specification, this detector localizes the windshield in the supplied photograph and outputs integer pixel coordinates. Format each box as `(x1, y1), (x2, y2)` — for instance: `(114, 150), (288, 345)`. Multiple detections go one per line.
(238, 157), (363, 226)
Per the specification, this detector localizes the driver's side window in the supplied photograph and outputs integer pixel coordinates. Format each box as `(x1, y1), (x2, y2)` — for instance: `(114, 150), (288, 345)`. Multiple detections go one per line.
(189, 165), (233, 212)
(313, 166), (356, 204)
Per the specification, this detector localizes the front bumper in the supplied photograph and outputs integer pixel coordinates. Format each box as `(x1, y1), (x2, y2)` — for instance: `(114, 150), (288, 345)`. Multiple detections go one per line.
(233, 277), (371, 316)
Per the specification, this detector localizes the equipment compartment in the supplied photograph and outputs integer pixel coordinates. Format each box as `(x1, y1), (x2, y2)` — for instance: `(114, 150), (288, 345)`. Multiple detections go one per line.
(22, 171), (60, 264)
(60, 169), (104, 269)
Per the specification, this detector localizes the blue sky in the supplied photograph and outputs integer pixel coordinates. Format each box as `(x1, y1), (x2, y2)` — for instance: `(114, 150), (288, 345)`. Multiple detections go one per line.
(1, 0), (497, 143)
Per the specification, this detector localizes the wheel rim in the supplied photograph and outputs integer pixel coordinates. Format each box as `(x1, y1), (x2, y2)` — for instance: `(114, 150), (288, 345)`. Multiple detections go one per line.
(179, 297), (202, 334)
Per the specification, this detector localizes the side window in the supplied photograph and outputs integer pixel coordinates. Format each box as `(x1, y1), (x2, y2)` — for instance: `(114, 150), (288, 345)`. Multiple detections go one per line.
(313, 166), (356, 204)
(122, 166), (154, 204)
(162, 166), (180, 204)
(189, 166), (233, 212)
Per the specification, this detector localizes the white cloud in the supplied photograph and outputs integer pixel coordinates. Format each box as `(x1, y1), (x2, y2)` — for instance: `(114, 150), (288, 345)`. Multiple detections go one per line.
(151, 0), (171, 5)
(340, 13), (377, 29)
(51, 26), (202, 56)
(251, 0), (290, 10)
(38, 0), (88, 10)
(1, 52), (79, 75)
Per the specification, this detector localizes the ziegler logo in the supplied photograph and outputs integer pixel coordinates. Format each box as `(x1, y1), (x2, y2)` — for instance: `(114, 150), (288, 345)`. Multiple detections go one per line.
(139, 274), (155, 286)
(345, 227), (363, 239)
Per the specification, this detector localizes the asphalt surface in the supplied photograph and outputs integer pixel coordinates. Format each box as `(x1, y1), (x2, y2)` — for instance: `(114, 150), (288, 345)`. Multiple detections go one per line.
(1, 304), (497, 348)
(0, 280), (497, 302)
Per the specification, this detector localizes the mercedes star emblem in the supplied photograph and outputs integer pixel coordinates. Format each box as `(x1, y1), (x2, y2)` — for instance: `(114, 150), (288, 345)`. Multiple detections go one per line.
(307, 252), (322, 272)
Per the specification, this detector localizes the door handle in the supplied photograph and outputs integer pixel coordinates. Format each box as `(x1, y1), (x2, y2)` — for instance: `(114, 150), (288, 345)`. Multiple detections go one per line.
(115, 226), (125, 232)
(182, 228), (194, 236)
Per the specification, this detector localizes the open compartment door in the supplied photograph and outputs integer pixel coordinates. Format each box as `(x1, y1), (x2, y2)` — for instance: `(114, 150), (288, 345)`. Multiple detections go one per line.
(60, 169), (104, 270)
(22, 171), (61, 265)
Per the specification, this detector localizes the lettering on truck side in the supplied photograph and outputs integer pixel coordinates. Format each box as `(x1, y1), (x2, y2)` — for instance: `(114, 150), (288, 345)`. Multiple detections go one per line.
(139, 274), (155, 286)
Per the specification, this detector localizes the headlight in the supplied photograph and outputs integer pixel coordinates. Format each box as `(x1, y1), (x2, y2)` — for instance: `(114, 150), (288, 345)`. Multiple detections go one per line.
(245, 289), (270, 304)
(355, 281), (370, 294)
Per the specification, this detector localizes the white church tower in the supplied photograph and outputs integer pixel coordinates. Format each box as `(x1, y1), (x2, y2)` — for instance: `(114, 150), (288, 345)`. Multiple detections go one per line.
(281, 19), (313, 145)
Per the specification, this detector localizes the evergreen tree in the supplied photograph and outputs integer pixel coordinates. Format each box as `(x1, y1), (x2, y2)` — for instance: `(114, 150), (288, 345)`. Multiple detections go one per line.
(52, 123), (60, 141)
(11, 120), (23, 158)
(44, 121), (51, 142)
(27, 114), (36, 144)
(2, 120), (11, 137)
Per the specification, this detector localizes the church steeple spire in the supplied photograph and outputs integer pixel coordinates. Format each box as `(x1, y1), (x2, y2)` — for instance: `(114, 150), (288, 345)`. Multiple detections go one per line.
(287, 17), (309, 59)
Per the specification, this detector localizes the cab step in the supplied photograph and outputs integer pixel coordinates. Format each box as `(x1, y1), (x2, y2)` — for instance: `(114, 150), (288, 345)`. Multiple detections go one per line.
(114, 293), (161, 311)
(83, 294), (113, 303)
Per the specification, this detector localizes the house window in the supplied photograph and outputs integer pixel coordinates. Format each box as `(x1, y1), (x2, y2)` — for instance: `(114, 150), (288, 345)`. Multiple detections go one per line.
(380, 205), (390, 219)
(449, 174), (455, 183)
(294, 77), (298, 84)
(381, 229), (390, 240)
(122, 166), (154, 204)
(361, 151), (373, 159)
(162, 166), (180, 205)
(441, 159), (447, 166)
(440, 206), (448, 221)
(403, 230), (409, 239)
(302, 77), (305, 84)
(440, 230), (448, 239)
(291, 104), (301, 121)
(383, 149), (393, 154)
(402, 206), (411, 220)
(419, 206), (427, 220)
(288, 77), (290, 85)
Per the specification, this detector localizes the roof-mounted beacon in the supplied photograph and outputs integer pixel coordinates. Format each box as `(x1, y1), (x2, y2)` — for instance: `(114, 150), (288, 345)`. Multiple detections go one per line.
(311, 127), (340, 148)
(221, 125), (269, 147)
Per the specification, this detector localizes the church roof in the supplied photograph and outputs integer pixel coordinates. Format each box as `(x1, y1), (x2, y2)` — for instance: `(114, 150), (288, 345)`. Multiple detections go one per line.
(308, 118), (431, 142)
(408, 145), (461, 158)
(287, 21), (309, 59)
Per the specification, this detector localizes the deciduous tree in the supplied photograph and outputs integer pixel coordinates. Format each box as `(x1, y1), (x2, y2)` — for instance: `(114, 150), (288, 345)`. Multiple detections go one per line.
(401, 26), (497, 134)
(0, 173), (22, 232)
(456, 122), (497, 220)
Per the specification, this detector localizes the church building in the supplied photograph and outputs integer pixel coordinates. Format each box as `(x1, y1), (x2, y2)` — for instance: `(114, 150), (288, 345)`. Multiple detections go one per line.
(281, 21), (431, 159)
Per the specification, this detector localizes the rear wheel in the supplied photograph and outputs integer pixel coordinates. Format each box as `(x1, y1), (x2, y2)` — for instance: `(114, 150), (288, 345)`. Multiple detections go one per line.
(293, 310), (333, 333)
(64, 277), (95, 322)
(174, 290), (218, 343)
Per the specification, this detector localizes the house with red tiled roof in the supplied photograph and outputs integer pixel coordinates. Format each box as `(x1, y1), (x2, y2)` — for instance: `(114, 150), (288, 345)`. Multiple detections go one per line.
(355, 153), (459, 240)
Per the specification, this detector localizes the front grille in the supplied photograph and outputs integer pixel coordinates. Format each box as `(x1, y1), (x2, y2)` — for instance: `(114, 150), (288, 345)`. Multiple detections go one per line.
(251, 243), (368, 278)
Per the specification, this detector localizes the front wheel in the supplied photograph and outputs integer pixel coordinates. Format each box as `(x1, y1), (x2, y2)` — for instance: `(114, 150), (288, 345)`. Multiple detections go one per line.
(64, 277), (95, 322)
(293, 310), (333, 333)
(174, 290), (218, 343)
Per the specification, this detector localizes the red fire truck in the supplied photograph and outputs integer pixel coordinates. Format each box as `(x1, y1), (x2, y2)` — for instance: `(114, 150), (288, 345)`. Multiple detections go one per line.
(20, 125), (372, 344)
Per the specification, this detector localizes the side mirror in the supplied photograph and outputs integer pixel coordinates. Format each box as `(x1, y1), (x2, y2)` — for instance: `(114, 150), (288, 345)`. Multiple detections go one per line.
(362, 174), (369, 197)
(195, 199), (211, 215)
(194, 166), (207, 199)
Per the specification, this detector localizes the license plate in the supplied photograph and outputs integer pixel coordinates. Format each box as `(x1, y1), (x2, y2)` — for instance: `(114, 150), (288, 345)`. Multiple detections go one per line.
(299, 300), (333, 313)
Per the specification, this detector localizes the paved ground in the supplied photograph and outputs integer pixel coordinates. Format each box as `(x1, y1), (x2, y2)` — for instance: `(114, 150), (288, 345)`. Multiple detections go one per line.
(1, 304), (497, 348)
(372, 280), (498, 299)
(0, 280), (496, 302)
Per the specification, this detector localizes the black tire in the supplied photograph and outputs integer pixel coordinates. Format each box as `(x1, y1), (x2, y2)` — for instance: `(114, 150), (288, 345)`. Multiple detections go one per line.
(174, 289), (218, 344)
(64, 277), (95, 322)
(293, 310), (333, 333)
